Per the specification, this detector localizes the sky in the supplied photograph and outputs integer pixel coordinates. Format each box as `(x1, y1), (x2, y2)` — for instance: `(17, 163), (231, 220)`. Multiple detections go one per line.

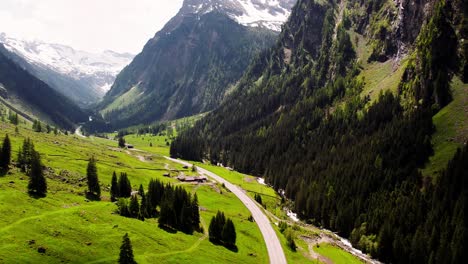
(0, 0), (184, 54)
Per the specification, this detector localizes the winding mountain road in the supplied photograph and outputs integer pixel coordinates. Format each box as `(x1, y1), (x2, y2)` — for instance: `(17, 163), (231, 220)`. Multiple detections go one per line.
(166, 157), (287, 264)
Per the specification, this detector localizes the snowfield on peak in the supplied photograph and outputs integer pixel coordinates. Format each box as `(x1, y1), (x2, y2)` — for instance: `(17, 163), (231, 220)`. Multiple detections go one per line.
(183, 0), (296, 31)
(235, 0), (292, 31)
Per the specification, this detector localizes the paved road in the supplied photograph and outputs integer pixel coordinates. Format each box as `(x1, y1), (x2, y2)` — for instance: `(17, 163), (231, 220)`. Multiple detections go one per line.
(166, 157), (287, 264)
(74, 126), (86, 138)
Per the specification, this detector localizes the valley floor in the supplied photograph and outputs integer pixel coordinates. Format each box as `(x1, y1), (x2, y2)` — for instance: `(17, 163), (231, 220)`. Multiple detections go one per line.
(0, 122), (268, 263)
(0, 118), (369, 263)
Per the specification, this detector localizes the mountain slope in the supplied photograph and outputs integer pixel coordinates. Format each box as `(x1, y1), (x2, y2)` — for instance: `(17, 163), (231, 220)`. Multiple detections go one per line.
(97, 0), (294, 130)
(171, 0), (467, 262)
(0, 33), (133, 107)
(0, 44), (87, 129)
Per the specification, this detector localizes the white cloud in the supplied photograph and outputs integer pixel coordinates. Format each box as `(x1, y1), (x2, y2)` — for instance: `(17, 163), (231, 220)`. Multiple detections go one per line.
(0, 0), (184, 53)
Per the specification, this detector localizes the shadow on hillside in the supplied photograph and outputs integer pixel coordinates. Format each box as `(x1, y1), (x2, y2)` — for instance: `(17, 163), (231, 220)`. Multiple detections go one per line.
(85, 192), (101, 201)
(209, 240), (238, 253)
(225, 244), (238, 253)
(28, 191), (47, 199)
(158, 224), (177, 234)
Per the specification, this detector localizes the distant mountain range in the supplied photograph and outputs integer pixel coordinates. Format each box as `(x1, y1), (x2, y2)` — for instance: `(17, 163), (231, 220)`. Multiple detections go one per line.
(0, 33), (134, 107)
(0, 44), (88, 129)
(95, 0), (294, 130)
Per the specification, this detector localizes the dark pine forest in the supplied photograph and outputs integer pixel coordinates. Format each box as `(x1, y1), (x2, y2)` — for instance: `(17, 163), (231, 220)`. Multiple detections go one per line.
(171, 0), (468, 262)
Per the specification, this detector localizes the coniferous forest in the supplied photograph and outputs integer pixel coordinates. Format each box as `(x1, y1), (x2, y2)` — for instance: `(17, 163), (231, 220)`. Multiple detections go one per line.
(171, 0), (468, 262)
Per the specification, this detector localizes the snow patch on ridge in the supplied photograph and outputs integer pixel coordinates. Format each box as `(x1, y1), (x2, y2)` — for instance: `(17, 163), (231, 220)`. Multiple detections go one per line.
(234, 0), (291, 31)
(0, 33), (134, 93)
(183, 0), (294, 32)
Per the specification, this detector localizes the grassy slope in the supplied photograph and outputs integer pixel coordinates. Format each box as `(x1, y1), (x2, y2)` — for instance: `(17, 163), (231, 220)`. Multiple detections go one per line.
(421, 77), (468, 179)
(100, 85), (143, 116)
(0, 120), (269, 263)
(349, 30), (468, 180)
(358, 59), (408, 102)
(122, 134), (171, 157)
(349, 31), (407, 103)
(313, 243), (362, 264)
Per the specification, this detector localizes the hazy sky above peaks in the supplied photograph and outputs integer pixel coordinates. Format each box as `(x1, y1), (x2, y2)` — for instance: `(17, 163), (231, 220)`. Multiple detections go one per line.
(0, 0), (184, 54)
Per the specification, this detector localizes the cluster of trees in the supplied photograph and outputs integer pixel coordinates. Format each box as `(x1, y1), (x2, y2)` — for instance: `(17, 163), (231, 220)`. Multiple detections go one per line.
(278, 221), (296, 252)
(0, 134), (11, 171)
(116, 195), (144, 220)
(158, 185), (199, 234)
(110, 172), (132, 201)
(115, 178), (200, 234)
(135, 123), (168, 136)
(8, 112), (18, 125)
(32, 119), (58, 134)
(253, 193), (262, 205)
(32, 120), (42, 132)
(17, 138), (47, 197)
(208, 211), (236, 250)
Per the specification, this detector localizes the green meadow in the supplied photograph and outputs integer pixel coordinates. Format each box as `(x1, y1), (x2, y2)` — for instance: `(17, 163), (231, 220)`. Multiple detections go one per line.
(313, 243), (362, 264)
(0, 120), (269, 263)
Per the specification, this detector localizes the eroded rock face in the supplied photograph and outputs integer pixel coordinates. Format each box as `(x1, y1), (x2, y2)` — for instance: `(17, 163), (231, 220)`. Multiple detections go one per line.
(393, 0), (432, 58)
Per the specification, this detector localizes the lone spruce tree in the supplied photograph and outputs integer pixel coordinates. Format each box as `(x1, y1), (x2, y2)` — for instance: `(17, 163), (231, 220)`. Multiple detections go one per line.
(119, 233), (137, 264)
(118, 137), (126, 148)
(28, 152), (47, 197)
(86, 156), (101, 200)
(0, 134), (11, 170)
(110, 171), (120, 202)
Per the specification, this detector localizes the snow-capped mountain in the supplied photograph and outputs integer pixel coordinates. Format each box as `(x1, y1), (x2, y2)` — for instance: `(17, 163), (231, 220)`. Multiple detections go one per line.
(180, 0), (296, 31)
(0, 33), (134, 105)
(99, 0), (293, 128)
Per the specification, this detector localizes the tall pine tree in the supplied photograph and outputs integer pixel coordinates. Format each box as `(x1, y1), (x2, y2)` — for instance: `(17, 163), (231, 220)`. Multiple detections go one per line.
(27, 152), (47, 197)
(129, 195), (140, 218)
(17, 138), (34, 173)
(209, 211), (226, 243)
(192, 194), (200, 229)
(86, 156), (101, 200)
(119, 173), (132, 198)
(0, 134), (11, 170)
(222, 218), (237, 248)
(119, 233), (137, 264)
(111, 171), (119, 202)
